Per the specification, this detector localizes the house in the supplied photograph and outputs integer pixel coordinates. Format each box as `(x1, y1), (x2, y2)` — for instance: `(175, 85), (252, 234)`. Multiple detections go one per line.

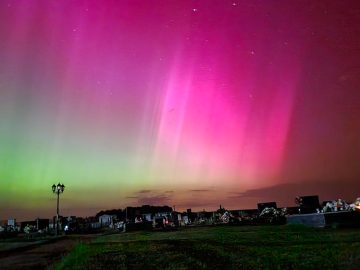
(258, 202), (277, 212)
(98, 214), (113, 226)
(125, 205), (173, 222)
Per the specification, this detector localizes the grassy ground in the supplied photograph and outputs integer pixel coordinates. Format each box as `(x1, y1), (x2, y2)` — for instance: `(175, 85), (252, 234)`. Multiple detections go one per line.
(0, 240), (45, 252)
(0, 235), (60, 252)
(54, 225), (360, 270)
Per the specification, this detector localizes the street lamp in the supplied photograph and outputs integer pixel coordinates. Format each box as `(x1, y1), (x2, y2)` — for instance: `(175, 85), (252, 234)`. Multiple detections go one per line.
(52, 183), (65, 235)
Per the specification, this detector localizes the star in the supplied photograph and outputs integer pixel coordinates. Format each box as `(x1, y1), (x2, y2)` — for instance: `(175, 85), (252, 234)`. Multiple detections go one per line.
(192, 8), (198, 12)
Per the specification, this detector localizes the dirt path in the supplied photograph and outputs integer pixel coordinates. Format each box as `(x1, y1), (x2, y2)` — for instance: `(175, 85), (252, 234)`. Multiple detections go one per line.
(0, 235), (96, 270)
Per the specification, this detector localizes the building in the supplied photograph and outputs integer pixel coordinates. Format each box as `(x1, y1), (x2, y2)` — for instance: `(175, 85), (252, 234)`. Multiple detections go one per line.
(98, 214), (114, 227)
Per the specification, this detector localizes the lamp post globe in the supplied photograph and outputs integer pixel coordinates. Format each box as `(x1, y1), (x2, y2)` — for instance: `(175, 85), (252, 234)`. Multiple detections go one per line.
(52, 182), (65, 236)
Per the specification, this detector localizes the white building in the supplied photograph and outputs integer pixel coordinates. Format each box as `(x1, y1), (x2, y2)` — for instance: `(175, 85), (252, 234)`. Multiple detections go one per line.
(98, 214), (113, 227)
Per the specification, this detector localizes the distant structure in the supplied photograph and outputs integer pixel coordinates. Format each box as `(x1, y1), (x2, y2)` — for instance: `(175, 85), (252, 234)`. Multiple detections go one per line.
(296, 195), (320, 214)
(257, 202), (277, 212)
(96, 205), (173, 223)
(98, 214), (113, 227)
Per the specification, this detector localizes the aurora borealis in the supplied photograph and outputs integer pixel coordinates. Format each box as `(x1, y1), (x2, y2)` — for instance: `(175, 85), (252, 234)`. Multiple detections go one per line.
(1, 1), (360, 220)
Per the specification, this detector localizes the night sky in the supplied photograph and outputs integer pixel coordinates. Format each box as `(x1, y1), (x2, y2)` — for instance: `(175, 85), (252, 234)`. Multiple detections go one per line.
(1, 0), (360, 220)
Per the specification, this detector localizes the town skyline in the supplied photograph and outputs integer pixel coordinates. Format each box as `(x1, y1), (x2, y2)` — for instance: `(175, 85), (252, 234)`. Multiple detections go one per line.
(2, 179), (360, 221)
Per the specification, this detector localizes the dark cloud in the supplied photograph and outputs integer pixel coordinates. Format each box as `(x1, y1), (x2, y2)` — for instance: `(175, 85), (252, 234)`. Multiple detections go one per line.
(175, 199), (218, 209)
(127, 190), (172, 206)
(137, 195), (171, 205)
(137, 190), (152, 194)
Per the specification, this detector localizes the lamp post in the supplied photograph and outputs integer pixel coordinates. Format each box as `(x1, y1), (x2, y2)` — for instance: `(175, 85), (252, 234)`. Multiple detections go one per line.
(52, 183), (65, 235)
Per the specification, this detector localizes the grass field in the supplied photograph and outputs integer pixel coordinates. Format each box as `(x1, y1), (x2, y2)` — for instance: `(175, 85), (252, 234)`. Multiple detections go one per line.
(54, 225), (360, 270)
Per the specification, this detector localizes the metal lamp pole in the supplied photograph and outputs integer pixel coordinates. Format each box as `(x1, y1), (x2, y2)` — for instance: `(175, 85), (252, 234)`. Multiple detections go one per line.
(52, 183), (65, 236)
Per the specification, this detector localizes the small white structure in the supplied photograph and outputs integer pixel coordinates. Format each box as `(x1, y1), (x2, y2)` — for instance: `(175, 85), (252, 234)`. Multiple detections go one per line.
(182, 215), (190, 225)
(135, 216), (143, 223)
(98, 214), (113, 227)
(142, 213), (152, 222)
(8, 218), (16, 227)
